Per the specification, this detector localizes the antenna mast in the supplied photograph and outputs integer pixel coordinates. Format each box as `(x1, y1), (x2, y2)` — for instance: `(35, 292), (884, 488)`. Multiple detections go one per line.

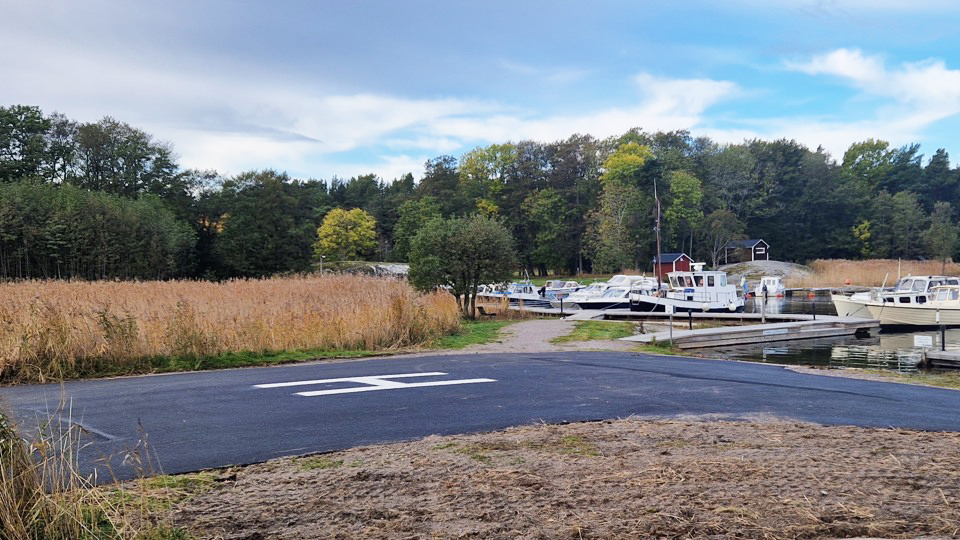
(654, 178), (663, 290)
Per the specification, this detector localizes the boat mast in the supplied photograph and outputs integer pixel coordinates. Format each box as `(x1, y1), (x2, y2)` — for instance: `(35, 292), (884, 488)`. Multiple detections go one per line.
(654, 178), (663, 291)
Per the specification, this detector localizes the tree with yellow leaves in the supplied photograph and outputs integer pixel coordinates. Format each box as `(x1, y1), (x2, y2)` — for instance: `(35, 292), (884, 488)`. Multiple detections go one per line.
(314, 208), (377, 262)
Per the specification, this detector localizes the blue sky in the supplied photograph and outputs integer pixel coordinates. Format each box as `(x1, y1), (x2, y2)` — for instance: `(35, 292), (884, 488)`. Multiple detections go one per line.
(3, 0), (960, 181)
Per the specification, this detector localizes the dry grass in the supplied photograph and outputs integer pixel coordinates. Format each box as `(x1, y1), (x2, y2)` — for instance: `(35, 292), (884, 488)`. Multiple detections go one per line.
(0, 275), (460, 384)
(0, 408), (102, 539)
(792, 259), (960, 288)
(1, 406), (192, 539)
(475, 296), (541, 320)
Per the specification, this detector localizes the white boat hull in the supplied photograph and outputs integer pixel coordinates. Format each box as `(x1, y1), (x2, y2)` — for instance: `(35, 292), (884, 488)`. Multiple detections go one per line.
(630, 294), (744, 313)
(865, 302), (960, 326)
(830, 294), (874, 318)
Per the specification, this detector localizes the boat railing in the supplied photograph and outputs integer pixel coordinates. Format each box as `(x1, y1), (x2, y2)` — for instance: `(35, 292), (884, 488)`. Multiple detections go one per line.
(668, 290), (732, 303)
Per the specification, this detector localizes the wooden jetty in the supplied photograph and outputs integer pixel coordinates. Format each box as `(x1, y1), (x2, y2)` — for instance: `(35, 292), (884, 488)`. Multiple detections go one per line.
(620, 316), (878, 350)
(921, 350), (960, 369)
(508, 305), (879, 349)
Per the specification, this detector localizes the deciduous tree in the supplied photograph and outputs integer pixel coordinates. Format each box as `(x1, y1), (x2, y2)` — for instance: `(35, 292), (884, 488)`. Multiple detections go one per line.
(392, 197), (441, 262)
(408, 215), (515, 318)
(314, 207), (377, 262)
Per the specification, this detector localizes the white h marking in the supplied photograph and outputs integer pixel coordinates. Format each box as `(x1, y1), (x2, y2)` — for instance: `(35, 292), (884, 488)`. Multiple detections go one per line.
(254, 372), (496, 397)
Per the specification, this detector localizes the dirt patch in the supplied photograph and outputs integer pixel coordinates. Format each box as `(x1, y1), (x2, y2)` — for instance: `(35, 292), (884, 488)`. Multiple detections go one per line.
(437, 319), (638, 354)
(170, 417), (960, 539)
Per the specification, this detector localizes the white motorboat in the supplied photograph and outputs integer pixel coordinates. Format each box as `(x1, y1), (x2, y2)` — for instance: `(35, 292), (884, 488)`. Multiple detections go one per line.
(629, 263), (744, 313)
(753, 276), (785, 298)
(831, 275), (959, 318)
(570, 285), (633, 310)
(865, 285), (960, 326)
(552, 275), (651, 309)
(551, 282), (610, 308)
(498, 281), (554, 308)
(543, 280), (582, 299)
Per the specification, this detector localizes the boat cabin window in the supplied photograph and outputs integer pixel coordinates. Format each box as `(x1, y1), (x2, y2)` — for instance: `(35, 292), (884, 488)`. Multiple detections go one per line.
(694, 275), (703, 287)
(898, 297), (911, 303)
(935, 288), (959, 301)
(949, 279), (960, 286)
(896, 279), (913, 292)
(720, 275), (727, 287)
(707, 275), (715, 287)
(684, 276), (693, 287)
(912, 280), (926, 292)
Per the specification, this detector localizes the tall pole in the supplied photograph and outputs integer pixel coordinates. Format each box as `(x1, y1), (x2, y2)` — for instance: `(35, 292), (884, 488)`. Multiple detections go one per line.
(654, 178), (663, 291)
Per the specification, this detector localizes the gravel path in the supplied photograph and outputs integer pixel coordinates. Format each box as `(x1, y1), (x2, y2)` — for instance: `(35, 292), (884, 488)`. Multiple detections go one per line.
(449, 319), (638, 354)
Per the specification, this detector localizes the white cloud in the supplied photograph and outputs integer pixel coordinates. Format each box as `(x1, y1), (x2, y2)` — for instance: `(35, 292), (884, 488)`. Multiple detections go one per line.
(765, 48), (960, 158)
(786, 48), (960, 123)
(419, 73), (739, 145)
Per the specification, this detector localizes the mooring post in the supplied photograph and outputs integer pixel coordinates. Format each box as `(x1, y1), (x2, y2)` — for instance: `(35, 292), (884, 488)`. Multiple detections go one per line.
(669, 311), (674, 345)
(812, 300), (816, 320)
(560, 297), (564, 316)
(939, 309), (945, 351)
(688, 309), (693, 330)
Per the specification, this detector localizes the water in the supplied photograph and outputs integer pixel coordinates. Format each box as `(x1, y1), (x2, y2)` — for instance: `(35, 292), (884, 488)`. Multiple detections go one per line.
(701, 296), (960, 373)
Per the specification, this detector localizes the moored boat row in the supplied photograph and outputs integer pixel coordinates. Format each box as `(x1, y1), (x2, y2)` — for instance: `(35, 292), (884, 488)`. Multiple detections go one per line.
(831, 275), (960, 326)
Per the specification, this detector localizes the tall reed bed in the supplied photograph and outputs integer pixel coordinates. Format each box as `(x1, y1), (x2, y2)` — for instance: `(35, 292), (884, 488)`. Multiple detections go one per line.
(0, 275), (460, 383)
(792, 259), (960, 288)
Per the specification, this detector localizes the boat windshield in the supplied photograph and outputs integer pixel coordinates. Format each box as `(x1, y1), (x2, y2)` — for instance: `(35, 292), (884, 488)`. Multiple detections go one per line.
(601, 287), (628, 298)
(895, 279), (914, 292)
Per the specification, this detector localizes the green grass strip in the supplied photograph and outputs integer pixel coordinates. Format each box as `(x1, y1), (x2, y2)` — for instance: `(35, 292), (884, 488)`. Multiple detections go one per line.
(857, 369), (960, 390)
(39, 348), (393, 383)
(551, 321), (637, 343)
(430, 319), (515, 349)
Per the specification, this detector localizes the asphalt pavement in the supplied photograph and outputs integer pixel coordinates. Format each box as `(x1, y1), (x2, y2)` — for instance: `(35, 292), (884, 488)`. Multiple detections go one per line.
(2, 351), (959, 481)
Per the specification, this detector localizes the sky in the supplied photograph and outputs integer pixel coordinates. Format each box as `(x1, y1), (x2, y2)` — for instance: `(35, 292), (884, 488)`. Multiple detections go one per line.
(3, 0), (960, 181)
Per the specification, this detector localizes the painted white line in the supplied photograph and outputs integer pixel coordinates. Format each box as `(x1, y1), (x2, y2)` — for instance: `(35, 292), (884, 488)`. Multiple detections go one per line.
(295, 378), (497, 397)
(253, 372), (497, 397)
(254, 372), (448, 389)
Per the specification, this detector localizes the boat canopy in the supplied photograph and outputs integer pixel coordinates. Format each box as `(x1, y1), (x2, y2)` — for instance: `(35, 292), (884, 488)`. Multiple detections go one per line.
(893, 276), (959, 293)
(666, 269), (728, 289)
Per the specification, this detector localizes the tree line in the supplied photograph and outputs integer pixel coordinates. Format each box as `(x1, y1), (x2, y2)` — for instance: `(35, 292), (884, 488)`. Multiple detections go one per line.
(2, 104), (959, 281)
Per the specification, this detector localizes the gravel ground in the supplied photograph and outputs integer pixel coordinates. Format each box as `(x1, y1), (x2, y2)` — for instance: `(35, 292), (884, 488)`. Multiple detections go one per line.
(172, 418), (960, 540)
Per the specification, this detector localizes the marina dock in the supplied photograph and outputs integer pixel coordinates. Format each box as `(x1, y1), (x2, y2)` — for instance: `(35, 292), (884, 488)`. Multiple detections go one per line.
(505, 304), (879, 349)
(921, 349), (960, 369)
(619, 316), (878, 349)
